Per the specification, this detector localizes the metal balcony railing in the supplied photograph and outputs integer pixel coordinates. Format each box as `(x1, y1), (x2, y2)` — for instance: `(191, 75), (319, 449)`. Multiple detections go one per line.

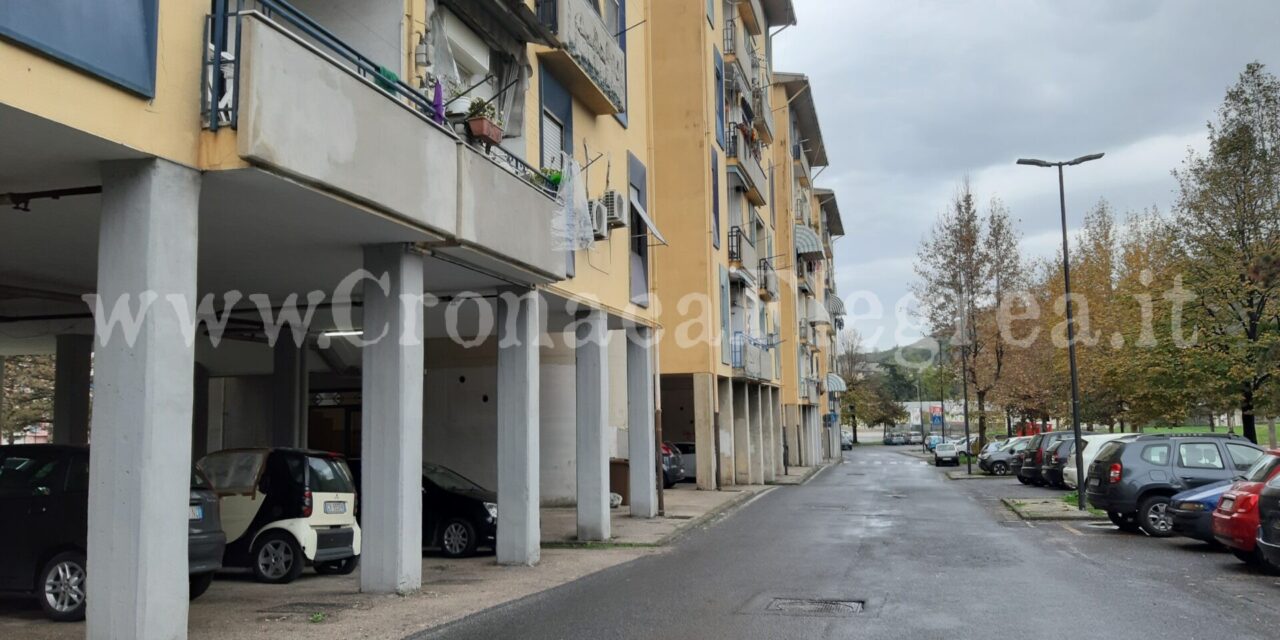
(724, 17), (739, 55)
(731, 332), (768, 380)
(758, 258), (779, 300)
(728, 225), (757, 270)
(725, 123), (766, 195)
(203, 0), (557, 198)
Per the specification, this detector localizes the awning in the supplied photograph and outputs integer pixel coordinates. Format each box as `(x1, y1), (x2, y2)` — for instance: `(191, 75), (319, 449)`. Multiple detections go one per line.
(825, 295), (845, 317)
(794, 224), (823, 257)
(631, 192), (667, 246)
(826, 373), (847, 393)
(808, 297), (831, 326)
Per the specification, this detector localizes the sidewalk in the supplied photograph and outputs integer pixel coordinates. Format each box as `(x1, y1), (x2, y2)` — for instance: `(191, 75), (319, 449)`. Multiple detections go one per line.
(542, 482), (775, 546)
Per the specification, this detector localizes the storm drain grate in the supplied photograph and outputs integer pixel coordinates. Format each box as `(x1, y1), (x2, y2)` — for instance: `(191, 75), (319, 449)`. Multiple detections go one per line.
(765, 598), (864, 617)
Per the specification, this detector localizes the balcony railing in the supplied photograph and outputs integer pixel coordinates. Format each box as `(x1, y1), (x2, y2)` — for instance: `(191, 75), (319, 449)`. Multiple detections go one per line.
(725, 123), (766, 204)
(728, 225), (757, 270)
(731, 332), (769, 381)
(724, 16), (739, 55)
(752, 85), (774, 143)
(803, 377), (821, 404)
(793, 142), (812, 186)
(535, 0), (626, 114)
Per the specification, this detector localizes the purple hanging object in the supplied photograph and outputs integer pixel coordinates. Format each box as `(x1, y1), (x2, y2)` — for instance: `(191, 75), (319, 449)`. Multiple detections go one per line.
(432, 81), (445, 125)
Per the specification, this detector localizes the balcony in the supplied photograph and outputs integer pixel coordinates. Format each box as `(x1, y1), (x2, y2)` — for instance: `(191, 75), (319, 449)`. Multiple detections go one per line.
(726, 123), (767, 206)
(737, 0), (768, 36)
(535, 0), (626, 115)
(802, 377), (821, 404)
(798, 268), (814, 294)
(758, 259), (779, 301)
(731, 332), (770, 381)
(727, 225), (758, 278)
(792, 143), (812, 187)
(752, 85), (775, 144)
(203, 1), (565, 281)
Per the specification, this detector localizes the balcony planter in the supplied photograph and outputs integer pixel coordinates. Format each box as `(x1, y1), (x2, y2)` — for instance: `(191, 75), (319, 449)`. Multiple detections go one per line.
(467, 117), (505, 147)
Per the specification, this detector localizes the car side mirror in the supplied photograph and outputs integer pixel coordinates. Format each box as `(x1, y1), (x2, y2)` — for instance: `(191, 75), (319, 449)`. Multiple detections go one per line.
(32, 486), (51, 497)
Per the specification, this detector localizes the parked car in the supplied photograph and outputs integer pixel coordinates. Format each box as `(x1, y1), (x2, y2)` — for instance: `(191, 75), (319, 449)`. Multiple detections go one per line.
(908, 432), (924, 445)
(1169, 480), (1233, 543)
(841, 432), (854, 450)
(1215, 450), (1280, 570)
(934, 443), (960, 467)
(1040, 439), (1078, 488)
(1086, 434), (1264, 537)
(347, 459), (498, 558)
(661, 443), (685, 488)
(198, 448), (360, 584)
(1255, 465), (1280, 572)
(1017, 431), (1076, 487)
(672, 442), (698, 480)
(0, 445), (224, 621)
(978, 437), (1028, 476)
(1064, 434), (1139, 489)
(925, 435), (945, 452)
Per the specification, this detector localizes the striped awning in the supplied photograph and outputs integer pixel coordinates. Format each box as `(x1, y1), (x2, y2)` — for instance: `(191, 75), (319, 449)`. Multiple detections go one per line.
(825, 295), (845, 317)
(826, 373), (848, 393)
(794, 224), (823, 257)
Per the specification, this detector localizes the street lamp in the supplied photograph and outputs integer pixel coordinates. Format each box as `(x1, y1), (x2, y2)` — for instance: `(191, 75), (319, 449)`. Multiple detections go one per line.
(1016, 152), (1105, 510)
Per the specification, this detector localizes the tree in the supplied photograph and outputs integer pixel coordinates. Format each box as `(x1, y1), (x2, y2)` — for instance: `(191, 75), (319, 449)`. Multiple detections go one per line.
(914, 180), (1024, 449)
(1173, 62), (1280, 443)
(2, 355), (55, 443)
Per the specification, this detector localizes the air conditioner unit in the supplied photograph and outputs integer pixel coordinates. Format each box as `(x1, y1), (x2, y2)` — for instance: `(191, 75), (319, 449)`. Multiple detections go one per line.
(601, 190), (628, 228)
(590, 200), (609, 240)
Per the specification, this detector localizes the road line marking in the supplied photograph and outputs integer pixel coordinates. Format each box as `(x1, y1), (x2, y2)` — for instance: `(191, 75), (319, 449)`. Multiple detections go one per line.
(1059, 523), (1083, 536)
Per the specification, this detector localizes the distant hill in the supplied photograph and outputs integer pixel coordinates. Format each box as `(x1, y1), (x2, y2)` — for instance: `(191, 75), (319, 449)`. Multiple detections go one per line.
(866, 338), (943, 367)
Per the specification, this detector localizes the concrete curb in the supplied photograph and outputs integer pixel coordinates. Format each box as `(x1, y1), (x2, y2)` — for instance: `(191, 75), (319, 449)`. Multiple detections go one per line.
(1001, 497), (1101, 521)
(946, 471), (1007, 480)
(541, 487), (774, 550)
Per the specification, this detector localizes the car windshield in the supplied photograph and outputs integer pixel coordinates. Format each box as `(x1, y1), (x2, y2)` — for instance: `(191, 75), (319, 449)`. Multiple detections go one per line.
(425, 464), (487, 493)
(1243, 454), (1280, 483)
(936, 444), (955, 453)
(191, 468), (213, 490)
(197, 450), (267, 493)
(307, 455), (356, 493)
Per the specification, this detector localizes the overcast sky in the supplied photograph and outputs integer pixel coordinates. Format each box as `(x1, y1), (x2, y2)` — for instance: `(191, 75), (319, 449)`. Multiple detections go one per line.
(773, 0), (1280, 350)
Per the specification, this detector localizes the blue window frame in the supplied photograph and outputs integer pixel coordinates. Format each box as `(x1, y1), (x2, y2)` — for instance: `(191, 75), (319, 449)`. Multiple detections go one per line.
(714, 50), (725, 148)
(711, 150), (721, 250)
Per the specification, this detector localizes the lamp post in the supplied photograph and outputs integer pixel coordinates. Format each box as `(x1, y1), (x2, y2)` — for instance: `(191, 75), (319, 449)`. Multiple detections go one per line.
(1016, 152), (1105, 510)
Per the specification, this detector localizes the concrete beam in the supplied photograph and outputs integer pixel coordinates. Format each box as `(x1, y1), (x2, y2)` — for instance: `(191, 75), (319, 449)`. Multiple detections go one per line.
(762, 387), (775, 484)
(86, 159), (199, 639)
(733, 382), (750, 485)
(497, 290), (541, 565)
(692, 373), (717, 491)
(52, 334), (93, 444)
(359, 244), (425, 594)
(575, 310), (609, 541)
(749, 385), (764, 485)
(716, 377), (735, 487)
(271, 338), (308, 447)
(627, 327), (657, 517)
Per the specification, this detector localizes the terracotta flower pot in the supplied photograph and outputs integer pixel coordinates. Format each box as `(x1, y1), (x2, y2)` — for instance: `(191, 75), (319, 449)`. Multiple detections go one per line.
(467, 117), (504, 147)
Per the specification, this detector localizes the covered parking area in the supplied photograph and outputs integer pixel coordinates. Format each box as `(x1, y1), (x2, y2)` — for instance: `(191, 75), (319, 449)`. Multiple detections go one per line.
(0, 101), (657, 637)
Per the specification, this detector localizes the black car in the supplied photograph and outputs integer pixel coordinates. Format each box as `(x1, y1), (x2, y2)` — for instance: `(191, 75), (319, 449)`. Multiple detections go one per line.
(0, 445), (225, 621)
(1040, 439), (1078, 488)
(662, 443), (685, 488)
(348, 460), (498, 558)
(1257, 473), (1280, 572)
(1017, 431), (1075, 486)
(1086, 434), (1263, 537)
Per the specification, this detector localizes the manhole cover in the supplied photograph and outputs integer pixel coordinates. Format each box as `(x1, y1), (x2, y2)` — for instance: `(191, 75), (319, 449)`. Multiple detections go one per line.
(765, 598), (864, 617)
(805, 503), (848, 511)
(667, 515), (695, 520)
(258, 602), (342, 614)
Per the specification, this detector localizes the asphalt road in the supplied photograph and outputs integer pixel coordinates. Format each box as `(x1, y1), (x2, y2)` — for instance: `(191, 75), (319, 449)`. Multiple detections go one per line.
(418, 446), (1280, 640)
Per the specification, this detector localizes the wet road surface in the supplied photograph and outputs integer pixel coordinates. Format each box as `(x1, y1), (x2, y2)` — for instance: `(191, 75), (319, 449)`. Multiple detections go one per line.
(417, 446), (1280, 639)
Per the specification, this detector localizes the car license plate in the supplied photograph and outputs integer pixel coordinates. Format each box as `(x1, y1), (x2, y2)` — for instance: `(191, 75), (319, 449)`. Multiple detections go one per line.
(1088, 477), (1099, 487)
(1220, 498), (1234, 512)
(324, 501), (347, 515)
(189, 505), (203, 521)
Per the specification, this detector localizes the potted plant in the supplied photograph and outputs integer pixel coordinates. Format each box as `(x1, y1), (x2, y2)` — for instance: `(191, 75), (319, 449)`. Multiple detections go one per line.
(465, 97), (504, 147)
(540, 167), (563, 190)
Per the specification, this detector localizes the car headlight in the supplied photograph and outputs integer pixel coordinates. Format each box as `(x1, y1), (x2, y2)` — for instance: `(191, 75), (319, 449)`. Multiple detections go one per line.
(1178, 502), (1205, 512)
(484, 502), (498, 520)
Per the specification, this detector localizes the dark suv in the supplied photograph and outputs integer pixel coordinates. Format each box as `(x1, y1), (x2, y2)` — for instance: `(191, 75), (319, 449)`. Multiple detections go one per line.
(1040, 439), (1078, 488)
(1086, 434), (1263, 537)
(0, 445), (224, 621)
(1017, 431), (1074, 486)
(1257, 472), (1280, 572)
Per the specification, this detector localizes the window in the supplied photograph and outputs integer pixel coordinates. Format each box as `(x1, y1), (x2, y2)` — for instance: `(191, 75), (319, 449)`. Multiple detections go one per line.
(714, 50), (725, 148)
(1244, 454), (1280, 483)
(706, 0), (715, 25)
(1140, 444), (1169, 465)
(1226, 444), (1263, 471)
(711, 150), (720, 249)
(1177, 443), (1224, 470)
(541, 111), (564, 169)
(629, 153), (650, 306)
(67, 456), (90, 493)
(0, 450), (65, 492)
(541, 68), (574, 276)
(306, 455), (356, 493)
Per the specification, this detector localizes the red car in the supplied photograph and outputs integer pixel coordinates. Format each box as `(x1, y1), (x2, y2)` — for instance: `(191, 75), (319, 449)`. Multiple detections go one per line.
(1212, 449), (1280, 568)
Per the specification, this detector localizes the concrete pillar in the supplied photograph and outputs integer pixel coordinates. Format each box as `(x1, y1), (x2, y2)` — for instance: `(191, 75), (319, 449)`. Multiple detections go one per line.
(1269, 417), (1277, 449)
(192, 363), (210, 460)
(784, 405), (800, 467)
(716, 377), (735, 487)
(497, 290), (541, 565)
(692, 373), (717, 491)
(627, 327), (657, 517)
(86, 159), (199, 640)
(775, 394), (785, 476)
(575, 310), (609, 541)
(733, 381), (750, 485)
(762, 387), (776, 484)
(749, 385), (764, 484)
(52, 334), (93, 444)
(271, 338), (308, 447)
(359, 244), (425, 594)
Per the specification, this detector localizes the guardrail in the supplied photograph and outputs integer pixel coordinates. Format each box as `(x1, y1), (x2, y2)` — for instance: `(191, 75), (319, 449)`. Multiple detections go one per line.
(203, 0), (556, 198)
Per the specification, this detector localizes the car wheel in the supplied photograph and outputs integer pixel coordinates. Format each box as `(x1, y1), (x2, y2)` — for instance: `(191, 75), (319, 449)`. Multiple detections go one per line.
(440, 518), (479, 558)
(252, 531), (304, 584)
(189, 572), (215, 600)
(1016, 475), (1029, 485)
(314, 555), (360, 576)
(39, 551), (87, 622)
(990, 462), (1008, 476)
(1106, 510), (1140, 532)
(1230, 548), (1260, 565)
(1138, 496), (1174, 538)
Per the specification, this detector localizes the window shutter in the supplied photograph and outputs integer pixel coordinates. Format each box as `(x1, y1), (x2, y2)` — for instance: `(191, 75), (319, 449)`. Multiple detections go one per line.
(720, 266), (730, 364)
(542, 111), (563, 169)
